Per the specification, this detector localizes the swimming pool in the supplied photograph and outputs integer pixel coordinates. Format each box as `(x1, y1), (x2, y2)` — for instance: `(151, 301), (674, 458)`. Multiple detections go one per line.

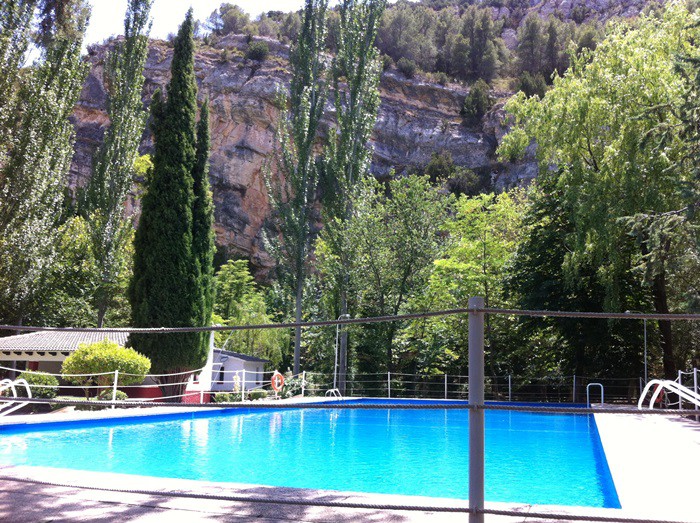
(0, 400), (620, 508)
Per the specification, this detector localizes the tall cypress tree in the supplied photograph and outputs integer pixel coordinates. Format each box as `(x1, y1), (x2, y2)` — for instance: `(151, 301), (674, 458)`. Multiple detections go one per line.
(129, 10), (206, 396)
(192, 100), (215, 354)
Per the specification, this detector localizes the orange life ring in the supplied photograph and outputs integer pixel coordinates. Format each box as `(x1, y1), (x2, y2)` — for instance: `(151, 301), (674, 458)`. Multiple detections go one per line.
(271, 372), (285, 392)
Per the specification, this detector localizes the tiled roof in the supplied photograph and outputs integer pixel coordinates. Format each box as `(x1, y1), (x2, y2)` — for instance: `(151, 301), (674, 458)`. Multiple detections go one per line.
(214, 348), (269, 363)
(0, 331), (129, 352)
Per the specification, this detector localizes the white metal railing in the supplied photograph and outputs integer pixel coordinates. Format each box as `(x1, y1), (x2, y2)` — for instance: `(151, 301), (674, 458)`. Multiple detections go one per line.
(0, 378), (31, 416)
(638, 379), (700, 410)
(586, 382), (604, 407)
(325, 388), (342, 398)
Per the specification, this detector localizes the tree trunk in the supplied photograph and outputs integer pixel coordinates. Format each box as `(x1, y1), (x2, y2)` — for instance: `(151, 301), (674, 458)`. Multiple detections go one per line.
(294, 277), (303, 375)
(652, 271), (676, 379)
(338, 287), (348, 395)
(96, 301), (107, 329)
(158, 369), (193, 403)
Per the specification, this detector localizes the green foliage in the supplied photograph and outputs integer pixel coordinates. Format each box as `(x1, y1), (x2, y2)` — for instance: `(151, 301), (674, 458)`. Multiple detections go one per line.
(192, 100), (215, 355)
(396, 57), (417, 78)
(461, 79), (492, 124)
(129, 10), (211, 378)
(246, 40), (269, 61)
(248, 388), (268, 400)
(516, 71), (546, 99)
(265, 0), (330, 374)
(326, 175), (452, 374)
(399, 190), (527, 376)
(500, 4), (699, 377)
(80, 0), (152, 328)
(62, 339), (151, 397)
(0, 10), (89, 326)
(97, 389), (129, 401)
(16, 372), (58, 399)
(213, 392), (238, 402)
(205, 3), (250, 36)
(213, 260), (285, 367)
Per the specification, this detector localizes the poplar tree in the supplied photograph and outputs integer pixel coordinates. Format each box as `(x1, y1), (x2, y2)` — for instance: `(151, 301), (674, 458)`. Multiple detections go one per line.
(0, 1), (90, 326)
(129, 10), (209, 395)
(81, 0), (152, 327)
(266, 0), (329, 375)
(320, 0), (385, 393)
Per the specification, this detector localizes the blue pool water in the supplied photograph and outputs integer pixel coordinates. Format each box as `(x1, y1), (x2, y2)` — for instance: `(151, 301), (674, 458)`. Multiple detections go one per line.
(0, 400), (620, 508)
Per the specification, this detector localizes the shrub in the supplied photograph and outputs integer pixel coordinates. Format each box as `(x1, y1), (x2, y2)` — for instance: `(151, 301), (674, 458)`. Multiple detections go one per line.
(396, 57), (417, 79)
(246, 41), (269, 61)
(16, 371), (58, 399)
(248, 389), (267, 400)
(461, 79), (492, 124)
(97, 389), (129, 402)
(434, 72), (449, 86)
(381, 53), (393, 71)
(62, 338), (151, 398)
(517, 71), (547, 99)
(213, 392), (238, 403)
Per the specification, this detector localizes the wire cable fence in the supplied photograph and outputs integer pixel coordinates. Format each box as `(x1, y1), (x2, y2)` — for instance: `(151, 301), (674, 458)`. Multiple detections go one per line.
(2, 303), (700, 522)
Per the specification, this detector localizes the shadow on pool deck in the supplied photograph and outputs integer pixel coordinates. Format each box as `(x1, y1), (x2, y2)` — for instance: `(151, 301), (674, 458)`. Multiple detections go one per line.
(0, 464), (555, 523)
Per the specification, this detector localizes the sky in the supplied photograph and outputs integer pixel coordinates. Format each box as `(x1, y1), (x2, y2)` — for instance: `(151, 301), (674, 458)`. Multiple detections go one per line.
(84, 0), (309, 44)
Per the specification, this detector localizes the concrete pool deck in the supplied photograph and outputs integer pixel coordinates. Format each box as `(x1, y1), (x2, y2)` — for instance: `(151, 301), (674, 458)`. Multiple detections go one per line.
(0, 404), (698, 522)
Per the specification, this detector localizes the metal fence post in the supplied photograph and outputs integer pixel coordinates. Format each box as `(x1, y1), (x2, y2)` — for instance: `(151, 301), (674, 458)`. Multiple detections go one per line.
(445, 373), (448, 399)
(388, 371), (391, 398)
(242, 369), (246, 402)
(694, 368), (698, 421)
(508, 374), (512, 402)
(572, 374), (576, 403)
(302, 371), (306, 397)
(678, 370), (682, 410)
(111, 370), (119, 409)
(468, 296), (485, 523)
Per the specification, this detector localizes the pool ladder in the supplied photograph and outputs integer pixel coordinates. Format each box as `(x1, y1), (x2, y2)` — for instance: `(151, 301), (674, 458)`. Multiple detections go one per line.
(638, 379), (700, 410)
(0, 378), (32, 417)
(325, 388), (343, 399)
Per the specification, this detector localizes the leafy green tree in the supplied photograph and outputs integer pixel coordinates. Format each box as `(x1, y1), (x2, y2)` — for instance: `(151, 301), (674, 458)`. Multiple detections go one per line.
(399, 189), (526, 376)
(129, 10), (209, 395)
(80, 0), (152, 328)
(343, 176), (452, 374)
(517, 71), (547, 98)
(500, 5), (697, 378)
(516, 13), (544, 76)
(461, 78), (492, 124)
(320, 0), (385, 393)
(213, 260), (285, 367)
(205, 3), (250, 36)
(505, 174), (648, 379)
(0, 4), (89, 327)
(266, 0), (329, 375)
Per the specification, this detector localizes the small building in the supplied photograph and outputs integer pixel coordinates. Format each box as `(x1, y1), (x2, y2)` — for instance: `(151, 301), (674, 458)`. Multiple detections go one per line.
(0, 331), (129, 376)
(0, 331), (270, 397)
(210, 348), (269, 392)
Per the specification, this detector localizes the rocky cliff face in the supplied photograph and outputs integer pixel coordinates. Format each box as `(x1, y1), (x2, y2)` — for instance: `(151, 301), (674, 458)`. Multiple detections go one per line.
(70, 35), (533, 275)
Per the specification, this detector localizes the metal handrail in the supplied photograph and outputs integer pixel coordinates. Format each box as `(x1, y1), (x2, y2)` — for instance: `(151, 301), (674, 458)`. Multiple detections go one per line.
(638, 379), (700, 410)
(586, 382), (604, 407)
(325, 388), (343, 399)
